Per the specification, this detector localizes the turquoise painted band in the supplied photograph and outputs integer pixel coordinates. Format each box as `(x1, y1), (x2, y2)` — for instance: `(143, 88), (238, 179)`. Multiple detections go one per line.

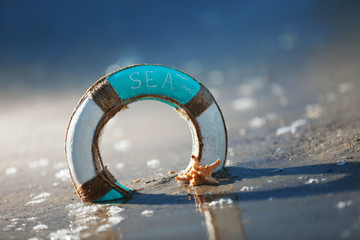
(107, 65), (201, 105)
(93, 182), (131, 203)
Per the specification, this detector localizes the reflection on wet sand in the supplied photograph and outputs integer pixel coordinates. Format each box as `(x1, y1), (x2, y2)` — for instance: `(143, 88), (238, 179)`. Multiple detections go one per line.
(184, 183), (247, 240)
(50, 203), (124, 239)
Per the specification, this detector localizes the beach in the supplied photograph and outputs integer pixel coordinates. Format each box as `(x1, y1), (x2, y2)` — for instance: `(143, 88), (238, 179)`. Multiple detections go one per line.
(1, 1), (360, 239)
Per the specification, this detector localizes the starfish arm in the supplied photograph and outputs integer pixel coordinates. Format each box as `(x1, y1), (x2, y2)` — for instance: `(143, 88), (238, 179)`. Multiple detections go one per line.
(176, 173), (192, 183)
(189, 176), (201, 186)
(207, 159), (221, 173)
(203, 176), (219, 185)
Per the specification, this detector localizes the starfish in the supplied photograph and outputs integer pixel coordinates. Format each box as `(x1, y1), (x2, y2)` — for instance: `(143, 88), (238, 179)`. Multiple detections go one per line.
(176, 155), (220, 186)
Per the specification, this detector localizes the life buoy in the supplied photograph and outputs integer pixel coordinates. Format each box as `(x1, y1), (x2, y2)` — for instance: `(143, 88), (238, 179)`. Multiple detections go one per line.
(65, 65), (227, 202)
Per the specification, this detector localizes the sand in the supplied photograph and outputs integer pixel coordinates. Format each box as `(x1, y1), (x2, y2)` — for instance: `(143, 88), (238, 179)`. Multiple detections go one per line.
(1, 55), (360, 239)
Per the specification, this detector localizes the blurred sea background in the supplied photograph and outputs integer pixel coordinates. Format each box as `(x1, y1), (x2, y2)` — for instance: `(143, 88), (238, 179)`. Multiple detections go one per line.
(1, 0), (359, 94)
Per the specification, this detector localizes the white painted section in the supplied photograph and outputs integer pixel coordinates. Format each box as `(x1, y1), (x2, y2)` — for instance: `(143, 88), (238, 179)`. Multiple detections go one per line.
(195, 103), (226, 171)
(66, 96), (103, 186)
(187, 116), (200, 160)
(175, 107), (200, 170)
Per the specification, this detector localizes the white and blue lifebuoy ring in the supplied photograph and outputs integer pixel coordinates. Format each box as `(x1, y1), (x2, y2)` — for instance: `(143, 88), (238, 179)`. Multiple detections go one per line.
(65, 64), (227, 202)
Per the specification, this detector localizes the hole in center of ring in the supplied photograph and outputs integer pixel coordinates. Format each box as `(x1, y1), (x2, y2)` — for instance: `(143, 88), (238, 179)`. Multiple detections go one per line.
(101, 99), (192, 185)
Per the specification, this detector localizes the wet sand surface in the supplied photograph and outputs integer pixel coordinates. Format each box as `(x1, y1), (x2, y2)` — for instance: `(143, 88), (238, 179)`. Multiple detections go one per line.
(1, 53), (360, 239)
(1, 1), (360, 239)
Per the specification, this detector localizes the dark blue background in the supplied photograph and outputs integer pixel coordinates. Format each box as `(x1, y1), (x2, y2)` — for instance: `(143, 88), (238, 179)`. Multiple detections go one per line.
(1, 0), (359, 91)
